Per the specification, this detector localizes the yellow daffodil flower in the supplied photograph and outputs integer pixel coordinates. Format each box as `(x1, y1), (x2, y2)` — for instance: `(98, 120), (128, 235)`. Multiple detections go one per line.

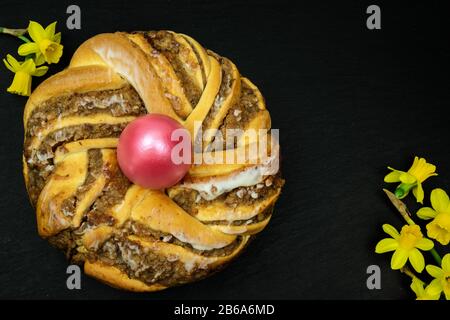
(18, 21), (62, 65)
(375, 224), (433, 272)
(384, 156), (437, 204)
(410, 277), (441, 300)
(3, 55), (48, 96)
(417, 188), (450, 245)
(426, 254), (450, 300)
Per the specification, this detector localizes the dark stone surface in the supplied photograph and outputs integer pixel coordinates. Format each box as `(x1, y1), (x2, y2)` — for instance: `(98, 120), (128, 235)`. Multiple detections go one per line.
(0, 0), (449, 299)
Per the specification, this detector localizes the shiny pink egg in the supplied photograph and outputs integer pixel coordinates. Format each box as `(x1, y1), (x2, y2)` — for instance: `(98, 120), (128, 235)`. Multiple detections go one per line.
(117, 114), (191, 189)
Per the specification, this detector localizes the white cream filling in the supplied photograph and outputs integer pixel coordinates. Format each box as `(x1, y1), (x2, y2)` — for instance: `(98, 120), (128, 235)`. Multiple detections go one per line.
(182, 148), (280, 201)
(171, 231), (229, 251)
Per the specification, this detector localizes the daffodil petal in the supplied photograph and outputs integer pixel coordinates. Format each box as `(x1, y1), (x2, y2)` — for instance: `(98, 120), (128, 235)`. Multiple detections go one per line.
(430, 188), (450, 213)
(426, 265), (444, 279)
(416, 207), (438, 220)
(409, 157), (437, 183)
(427, 278), (443, 294)
(444, 289), (450, 300)
(27, 21), (46, 43)
(53, 32), (61, 44)
(426, 219), (450, 245)
(441, 254), (450, 272)
(6, 54), (21, 70)
(375, 238), (398, 253)
(20, 59), (35, 73)
(3, 58), (15, 73)
(43, 42), (63, 64)
(384, 168), (402, 183)
(413, 182), (425, 204)
(45, 21), (57, 38)
(410, 156), (419, 169)
(416, 238), (434, 251)
(18, 42), (39, 56)
(422, 165), (438, 181)
(399, 172), (417, 184)
(391, 248), (408, 270)
(409, 248), (425, 273)
(420, 291), (440, 300)
(32, 66), (48, 77)
(7, 70), (32, 96)
(382, 224), (400, 239)
(34, 53), (45, 66)
(425, 281), (442, 297)
(410, 277), (424, 297)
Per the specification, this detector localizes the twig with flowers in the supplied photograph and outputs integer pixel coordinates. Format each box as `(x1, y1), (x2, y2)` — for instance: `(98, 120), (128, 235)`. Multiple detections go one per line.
(376, 156), (450, 300)
(1, 21), (63, 96)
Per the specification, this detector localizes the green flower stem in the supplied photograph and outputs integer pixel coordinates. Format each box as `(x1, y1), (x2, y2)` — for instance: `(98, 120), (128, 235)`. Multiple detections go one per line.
(383, 188), (443, 266)
(0, 26), (30, 44)
(401, 266), (421, 281)
(0, 27), (27, 37)
(430, 248), (442, 266)
(18, 35), (31, 43)
(394, 183), (416, 199)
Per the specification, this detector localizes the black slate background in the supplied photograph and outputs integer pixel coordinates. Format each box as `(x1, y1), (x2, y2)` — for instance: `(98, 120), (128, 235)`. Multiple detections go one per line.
(0, 0), (449, 299)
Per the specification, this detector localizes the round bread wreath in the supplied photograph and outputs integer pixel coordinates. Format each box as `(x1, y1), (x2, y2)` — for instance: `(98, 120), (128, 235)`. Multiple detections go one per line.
(23, 31), (283, 291)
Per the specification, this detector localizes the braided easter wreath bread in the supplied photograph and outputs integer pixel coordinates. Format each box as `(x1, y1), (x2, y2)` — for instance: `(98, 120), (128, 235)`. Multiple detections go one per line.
(23, 31), (284, 291)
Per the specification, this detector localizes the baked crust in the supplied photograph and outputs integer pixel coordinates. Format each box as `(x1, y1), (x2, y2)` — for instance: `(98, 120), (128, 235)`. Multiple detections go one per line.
(84, 261), (166, 292)
(23, 31), (284, 291)
(24, 65), (126, 127)
(70, 33), (180, 120)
